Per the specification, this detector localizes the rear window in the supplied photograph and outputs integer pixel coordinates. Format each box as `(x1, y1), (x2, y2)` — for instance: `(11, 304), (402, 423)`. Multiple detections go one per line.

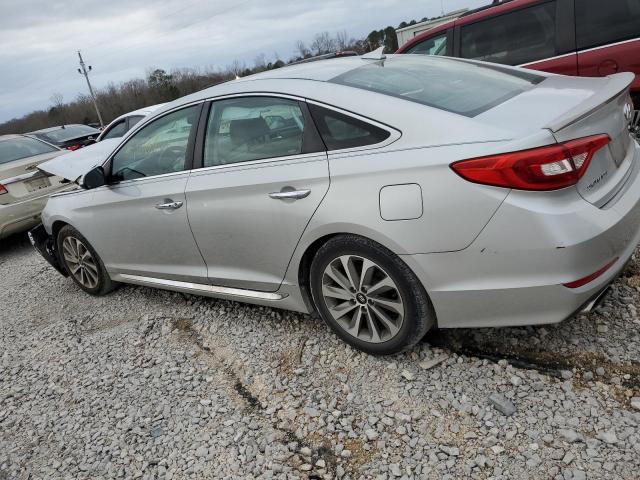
(0, 137), (58, 165)
(460, 1), (557, 66)
(330, 56), (543, 117)
(576, 0), (640, 50)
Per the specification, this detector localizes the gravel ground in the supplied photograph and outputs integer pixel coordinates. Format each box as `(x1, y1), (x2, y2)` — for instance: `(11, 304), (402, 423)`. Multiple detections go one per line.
(1, 232), (640, 480)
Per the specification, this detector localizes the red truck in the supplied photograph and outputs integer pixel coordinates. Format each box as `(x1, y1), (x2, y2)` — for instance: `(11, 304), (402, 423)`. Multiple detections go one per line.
(396, 0), (640, 107)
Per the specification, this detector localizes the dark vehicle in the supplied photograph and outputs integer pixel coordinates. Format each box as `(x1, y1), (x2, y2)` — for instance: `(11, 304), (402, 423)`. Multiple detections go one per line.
(28, 124), (100, 151)
(396, 0), (640, 107)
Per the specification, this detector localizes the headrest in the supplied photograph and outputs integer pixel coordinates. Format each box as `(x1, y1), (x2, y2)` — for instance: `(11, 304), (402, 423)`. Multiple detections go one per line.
(229, 117), (269, 145)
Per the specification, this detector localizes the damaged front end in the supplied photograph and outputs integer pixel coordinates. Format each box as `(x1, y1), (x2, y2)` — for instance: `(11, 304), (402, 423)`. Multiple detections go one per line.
(28, 224), (68, 277)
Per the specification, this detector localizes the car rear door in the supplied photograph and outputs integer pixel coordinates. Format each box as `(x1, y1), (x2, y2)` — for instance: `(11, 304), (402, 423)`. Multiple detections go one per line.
(185, 95), (329, 292)
(575, 0), (640, 94)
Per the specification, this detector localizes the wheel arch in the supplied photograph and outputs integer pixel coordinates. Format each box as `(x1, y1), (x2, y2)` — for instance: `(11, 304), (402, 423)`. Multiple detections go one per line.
(51, 220), (70, 241)
(294, 226), (419, 316)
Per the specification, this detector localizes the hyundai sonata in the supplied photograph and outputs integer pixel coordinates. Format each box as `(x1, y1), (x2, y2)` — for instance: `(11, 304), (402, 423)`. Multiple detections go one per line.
(30, 54), (640, 354)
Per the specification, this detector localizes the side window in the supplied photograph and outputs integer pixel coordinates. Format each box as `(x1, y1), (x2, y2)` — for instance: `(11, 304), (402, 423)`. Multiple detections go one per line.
(204, 97), (305, 167)
(308, 104), (390, 150)
(101, 120), (127, 140)
(406, 33), (448, 55)
(576, 0), (640, 50)
(460, 2), (556, 65)
(111, 105), (198, 181)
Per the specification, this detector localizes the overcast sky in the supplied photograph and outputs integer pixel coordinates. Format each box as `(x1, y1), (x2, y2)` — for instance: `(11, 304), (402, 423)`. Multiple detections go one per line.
(0, 0), (487, 123)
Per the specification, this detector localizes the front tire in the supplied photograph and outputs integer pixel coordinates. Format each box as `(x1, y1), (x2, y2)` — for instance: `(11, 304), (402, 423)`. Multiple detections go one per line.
(57, 225), (117, 296)
(310, 235), (434, 355)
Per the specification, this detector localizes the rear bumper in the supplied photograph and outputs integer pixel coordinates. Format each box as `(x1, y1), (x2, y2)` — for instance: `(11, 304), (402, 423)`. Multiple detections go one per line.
(0, 197), (48, 239)
(28, 224), (67, 276)
(404, 141), (640, 328)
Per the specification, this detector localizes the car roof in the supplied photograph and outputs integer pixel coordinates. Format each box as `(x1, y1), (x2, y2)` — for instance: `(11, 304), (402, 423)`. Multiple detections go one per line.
(164, 55), (393, 106)
(110, 103), (167, 124)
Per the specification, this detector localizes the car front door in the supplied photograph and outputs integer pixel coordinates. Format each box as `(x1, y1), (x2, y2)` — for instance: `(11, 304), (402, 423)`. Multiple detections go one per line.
(79, 103), (209, 283)
(185, 95), (329, 292)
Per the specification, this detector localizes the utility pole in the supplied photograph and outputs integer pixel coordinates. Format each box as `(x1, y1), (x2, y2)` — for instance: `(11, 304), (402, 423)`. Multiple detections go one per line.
(77, 50), (104, 128)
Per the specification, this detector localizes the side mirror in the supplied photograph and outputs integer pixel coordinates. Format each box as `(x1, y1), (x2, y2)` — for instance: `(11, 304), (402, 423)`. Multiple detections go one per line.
(82, 166), (106, 190)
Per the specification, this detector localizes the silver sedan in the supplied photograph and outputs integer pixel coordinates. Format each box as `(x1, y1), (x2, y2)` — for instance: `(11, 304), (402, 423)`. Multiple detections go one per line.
(31, 54), (640, 354)
(0, 135), (71, 239)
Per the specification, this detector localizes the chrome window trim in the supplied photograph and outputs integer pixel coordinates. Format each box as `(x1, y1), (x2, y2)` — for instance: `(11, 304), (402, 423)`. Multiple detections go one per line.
(100, 93), (400, 181)
(203, 92), (306, 103)
(189, 151), (327, 177)
(94, 169), (190, 189)
(199, 92), (400, 159)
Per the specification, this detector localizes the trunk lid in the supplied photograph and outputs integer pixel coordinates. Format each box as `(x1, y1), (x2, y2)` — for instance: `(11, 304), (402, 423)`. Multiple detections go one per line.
(36, 138), (120, 181)
(551, 79), (636, 208)
(0, 150), (66, 205)
(477, 72), (636, 206)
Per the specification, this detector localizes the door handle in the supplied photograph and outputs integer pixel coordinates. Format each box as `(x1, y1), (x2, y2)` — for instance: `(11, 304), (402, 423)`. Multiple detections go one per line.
(268, 189), (311, 200)
(155, 200), (183, 210)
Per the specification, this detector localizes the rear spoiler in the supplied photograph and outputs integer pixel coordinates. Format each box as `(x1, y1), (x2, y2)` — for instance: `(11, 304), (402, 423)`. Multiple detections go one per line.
(546, 72), (635, 133)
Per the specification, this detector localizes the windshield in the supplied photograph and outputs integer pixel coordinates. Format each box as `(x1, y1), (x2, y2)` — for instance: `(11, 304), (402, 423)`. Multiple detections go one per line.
(34, 125), (99, 143)
(331, 56), (543, 117)
(0, 136), (58, 165)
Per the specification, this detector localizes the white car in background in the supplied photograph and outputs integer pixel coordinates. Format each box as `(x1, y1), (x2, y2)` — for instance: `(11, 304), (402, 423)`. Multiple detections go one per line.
(96, 103), (166, 142)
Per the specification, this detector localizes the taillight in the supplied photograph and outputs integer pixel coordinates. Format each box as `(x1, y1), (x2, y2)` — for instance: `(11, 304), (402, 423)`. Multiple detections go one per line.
(450, 134), (610, 191)
(0, 183), (6, 195)
(66, 145), (81, 151)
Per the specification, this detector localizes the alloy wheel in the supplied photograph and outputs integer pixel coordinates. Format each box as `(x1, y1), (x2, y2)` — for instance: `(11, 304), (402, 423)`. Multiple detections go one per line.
(62, 236), (99, 289)
(321, 255), (405, 343)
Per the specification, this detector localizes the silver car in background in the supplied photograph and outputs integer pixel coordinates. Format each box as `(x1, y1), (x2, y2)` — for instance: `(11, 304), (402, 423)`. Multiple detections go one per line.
(31, 55), (640, 354)
(0, 135), (71, 239)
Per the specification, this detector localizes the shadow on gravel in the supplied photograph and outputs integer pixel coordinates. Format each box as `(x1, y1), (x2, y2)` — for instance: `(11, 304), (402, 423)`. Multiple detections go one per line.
(424, 326), (640, 389)
(0, 232), (31, 257)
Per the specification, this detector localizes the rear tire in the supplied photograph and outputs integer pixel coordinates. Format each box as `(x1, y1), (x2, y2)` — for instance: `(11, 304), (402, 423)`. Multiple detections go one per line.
(309, 234), (434, 355)
(57, 225), (117, 296)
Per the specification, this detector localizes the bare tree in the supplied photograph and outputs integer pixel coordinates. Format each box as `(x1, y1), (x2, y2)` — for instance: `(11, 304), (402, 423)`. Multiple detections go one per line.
(226, 59), (246, 77)
(295, 40), (310, 59)
(253, 53), (267, 71)
(335, 30), (349, 51)
(50, 92), (63, 108)
(310, 31), (335, 55)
